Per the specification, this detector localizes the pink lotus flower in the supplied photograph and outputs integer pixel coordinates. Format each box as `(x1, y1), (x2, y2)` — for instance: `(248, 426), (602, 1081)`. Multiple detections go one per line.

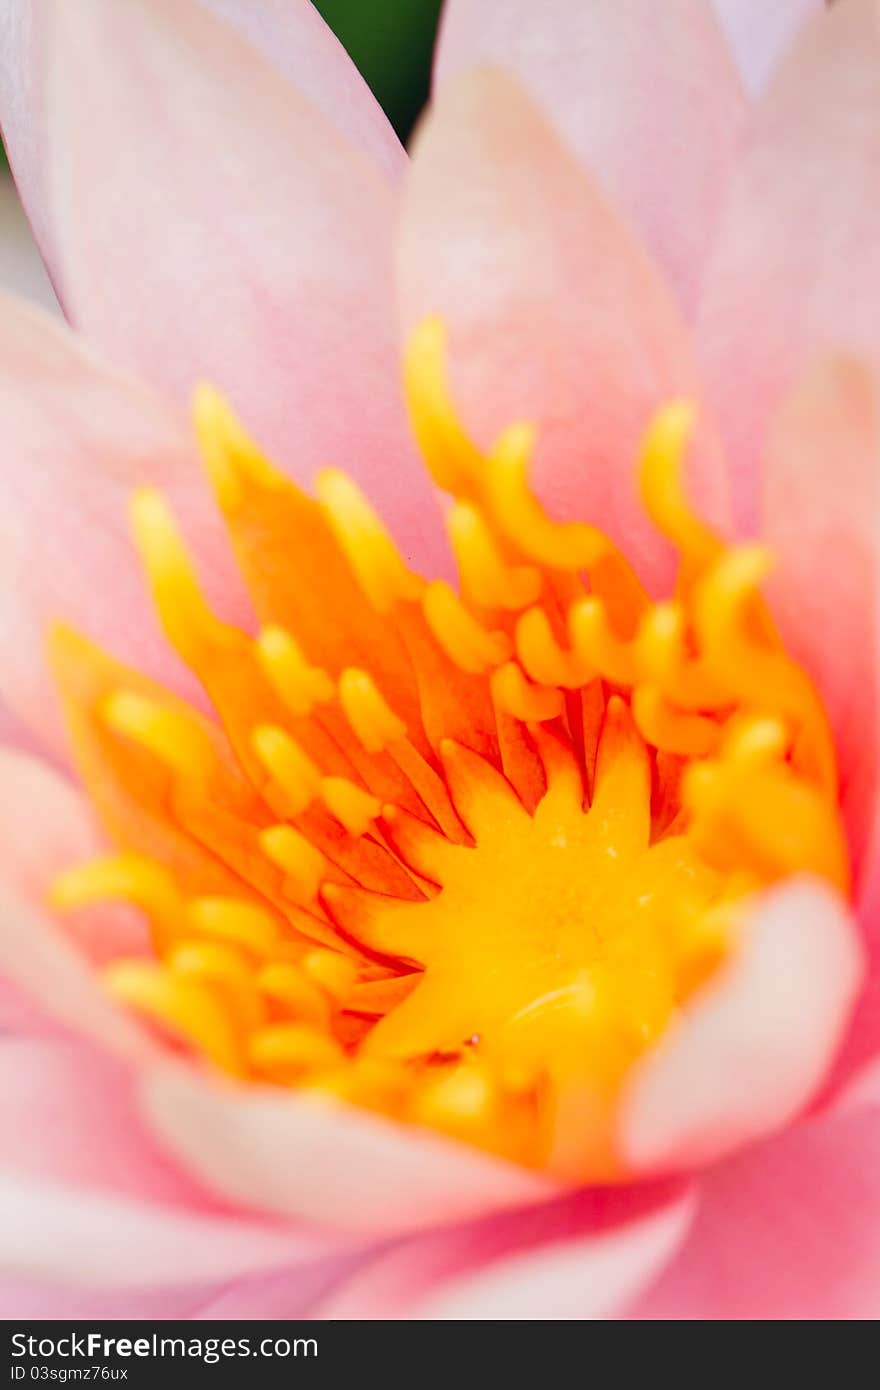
(0, 0), (878, 1320)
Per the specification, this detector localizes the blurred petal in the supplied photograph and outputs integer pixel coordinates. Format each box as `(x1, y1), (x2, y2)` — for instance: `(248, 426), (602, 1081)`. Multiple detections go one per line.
(630, 1083), (880, 1319)
(0, 1279), (216, 1320)
(698, 0), (880, 532)
(193, 1255), (365, 1319)
(320, 1180), (693, 1320)
(0, 749), (150, 1055)
(0, 885), (145, 1057)
(0, 177), (57, 311)
(0, 696), (46, 759)
(399, 69), (719, 596)
(0, 1037), (201, 1205)
(0, 292), (245, 756)
(434, 0), (747, 315)
(621, 878), (864, 1173)
(41, 0), (445, 574)
(711, 0), (822, 95)
(762, 357), (880, 882)
(142, 1062), (555, 1237)
(0, 1174), (316, 1288)
(0, 746), (148, 965)
(0, 1040), (333, 1290)
(761, 357), (880, 1093)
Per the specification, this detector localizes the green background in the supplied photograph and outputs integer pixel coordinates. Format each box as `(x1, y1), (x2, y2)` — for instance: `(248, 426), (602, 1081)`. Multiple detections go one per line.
(314, 0), (443, 143)
(0, 0), (443, 170)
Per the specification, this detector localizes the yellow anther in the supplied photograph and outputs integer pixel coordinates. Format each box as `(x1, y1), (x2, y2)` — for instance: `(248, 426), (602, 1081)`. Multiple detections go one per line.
(256, 625), (334, 717)
(693, 545), (775, 660)
(169, 939), (265, 1035)
(104, 959), (244, 1073)
(635, 602), (729, 711)
(515, 606), (591, 689)
(447, 502), (542, 610)
(249, 1023), (345, 1077)
(569, 596), (639, 685)
(130, 488), (226, 663)
(193, 384), (282, 513)
(316, 469), (423, 614)
(684, 756), (849, 894)
(251, 725), (321, 813)
(259, 824), (327, 902)
(721, 715), (790, 766)
(257, 962), (330, 1027)
(49, 853), (184, 951)
(638, 400), (719, 572)
(100, 690), (216, 784)
(188, 896), (280, 958)
(338, 668), (406, 753)
(423, 581), (512, 674)
(485, 423), (607, 570)
(402, 315), (483, 494)
(631, 685), (720, 758)
(694, 548), (838, 796)
(320, 777), (381, 837)
(412, 1064), (495, 1136)
(303, 949), (359, 1003)
(490, 661), (565, 722)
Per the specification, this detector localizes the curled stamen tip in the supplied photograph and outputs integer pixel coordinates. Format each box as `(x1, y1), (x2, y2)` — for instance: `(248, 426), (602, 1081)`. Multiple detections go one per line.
(719, 544), (775, 589)
(723, 715), (789, 764)
(129, 485), (166, 535)
(407, 313), (446, 358)
(640, 399), (697, 476)
(491, 420), (537, 466)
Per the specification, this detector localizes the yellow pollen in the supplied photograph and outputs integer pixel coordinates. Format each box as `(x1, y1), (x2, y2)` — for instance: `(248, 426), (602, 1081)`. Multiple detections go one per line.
(48, 318), (849, 1183)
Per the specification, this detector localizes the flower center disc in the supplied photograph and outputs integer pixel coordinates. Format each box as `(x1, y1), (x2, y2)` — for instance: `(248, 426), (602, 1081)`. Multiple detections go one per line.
(50, 318), (848, 1182)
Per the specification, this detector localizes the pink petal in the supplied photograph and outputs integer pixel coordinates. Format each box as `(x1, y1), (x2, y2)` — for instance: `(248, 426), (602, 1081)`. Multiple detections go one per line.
(398, 68), (721, 596)
(434, 0), (747, 315)
(0, 1025), (338, 1297)
(0, 1279), (217, 1320)
(0, 0), (403, 305)
(711, 0), (822, 95)
(0, 696), (46, 759)
(759, 361), (880, 1095)
(621, 877), (864, 1174)
(697, 0), (880, 534)
(199, 0), (404, 182)
(0, 1174), (319, 1288)
(142, 1061), (556, 1237)
(193, 1255), (365, 1320)
(0, 1037), (203, 1206)
(0, 746), (148, 966)
(41, 0), (446, 576)
(0, 1038), (335, 1289)
(761, 356), (880, 886)
(318, 1179), (693, 1319)
(0, 292), (247, 757)
(629, 1082), (880, 1319)
(0, 177), (57, 311)
(0, 758), (150, 1055)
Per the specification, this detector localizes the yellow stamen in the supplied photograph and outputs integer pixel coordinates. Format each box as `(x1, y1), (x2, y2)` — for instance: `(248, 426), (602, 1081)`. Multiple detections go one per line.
(256, 626), (334, 717)
(48, 317), (850, 1185)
